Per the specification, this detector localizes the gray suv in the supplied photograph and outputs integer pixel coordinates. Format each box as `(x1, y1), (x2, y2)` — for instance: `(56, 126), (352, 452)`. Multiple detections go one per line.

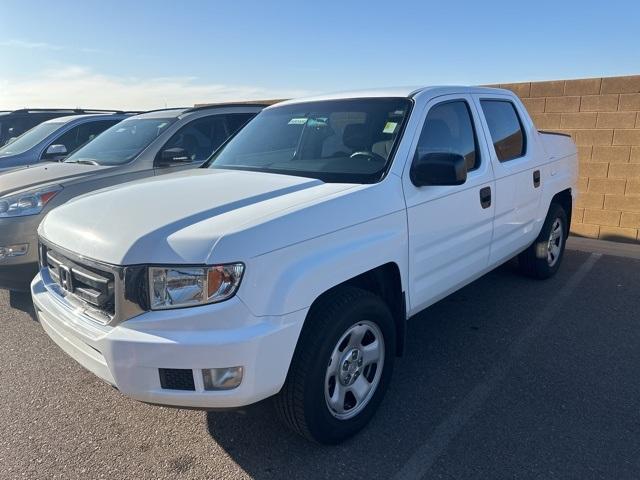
(0, 112), (134, 171)
(0, 104), (265, 290)
(0, 108), (128, 146)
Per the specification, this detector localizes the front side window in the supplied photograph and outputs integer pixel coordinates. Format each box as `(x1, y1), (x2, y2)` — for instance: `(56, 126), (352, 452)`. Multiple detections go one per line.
(159, 113), (255, 164)
(75, 120), (121, 148)
(64, 117), (176, 165)
(47, 120), (121, 158)
(480, 100), (526, 162)
(45, 125), (83, 156)
(0, 122), (61, 157)
(414, 100), (480, 172)
(208, 98), (412, 184)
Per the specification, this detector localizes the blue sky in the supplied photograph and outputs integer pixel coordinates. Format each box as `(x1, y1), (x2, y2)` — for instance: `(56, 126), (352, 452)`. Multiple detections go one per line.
(1, 0), (639, 109)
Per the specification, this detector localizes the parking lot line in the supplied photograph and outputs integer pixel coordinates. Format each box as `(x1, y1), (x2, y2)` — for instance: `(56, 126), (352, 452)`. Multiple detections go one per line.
(393, 253), (602, 480)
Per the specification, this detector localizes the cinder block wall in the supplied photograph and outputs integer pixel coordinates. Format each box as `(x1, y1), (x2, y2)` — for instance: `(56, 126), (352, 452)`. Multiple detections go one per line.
(493, 75), (640, 243)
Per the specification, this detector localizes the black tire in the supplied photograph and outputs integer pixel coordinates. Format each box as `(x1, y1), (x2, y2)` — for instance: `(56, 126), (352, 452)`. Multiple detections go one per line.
(274, 286), (396, 444)
(518, 202), (568, 279)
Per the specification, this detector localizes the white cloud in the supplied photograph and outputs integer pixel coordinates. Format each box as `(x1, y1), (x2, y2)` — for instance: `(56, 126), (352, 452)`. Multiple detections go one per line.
(0, 39), (64, 50)
(0, 66), (312, 110)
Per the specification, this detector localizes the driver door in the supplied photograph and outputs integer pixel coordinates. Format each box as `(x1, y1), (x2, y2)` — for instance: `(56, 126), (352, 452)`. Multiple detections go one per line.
(402, 94), (496, 315)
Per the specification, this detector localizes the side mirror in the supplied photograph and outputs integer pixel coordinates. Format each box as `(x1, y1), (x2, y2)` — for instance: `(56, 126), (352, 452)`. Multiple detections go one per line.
(410, 152), (467, 187)
(43, 144), (68, 160)
(158, 147), (192, 166)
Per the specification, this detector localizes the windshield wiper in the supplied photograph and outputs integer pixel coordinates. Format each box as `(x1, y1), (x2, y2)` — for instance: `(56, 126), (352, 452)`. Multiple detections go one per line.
(66, 159), (99, 165)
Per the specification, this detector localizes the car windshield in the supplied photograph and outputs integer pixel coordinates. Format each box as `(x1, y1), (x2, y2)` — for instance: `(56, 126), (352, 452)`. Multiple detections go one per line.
(208, 98), (412, 183)
(64, 117), (176, 165)
(0, 122), (61, 156)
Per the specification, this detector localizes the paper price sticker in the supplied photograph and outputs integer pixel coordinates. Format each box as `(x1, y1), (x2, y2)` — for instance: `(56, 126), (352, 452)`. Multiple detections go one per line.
(288, 118), (308, 125)
(383, 122), (397, 134)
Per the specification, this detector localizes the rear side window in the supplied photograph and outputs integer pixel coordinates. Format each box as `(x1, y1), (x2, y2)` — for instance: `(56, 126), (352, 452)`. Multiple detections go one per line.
(480, 100), (526, 162)
(415, 100), (480, 171)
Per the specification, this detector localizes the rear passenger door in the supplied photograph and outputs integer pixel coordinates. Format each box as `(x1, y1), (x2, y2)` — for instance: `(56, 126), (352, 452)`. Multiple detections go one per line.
(472, 95), (542, 265)
(403, 94), (495, 315)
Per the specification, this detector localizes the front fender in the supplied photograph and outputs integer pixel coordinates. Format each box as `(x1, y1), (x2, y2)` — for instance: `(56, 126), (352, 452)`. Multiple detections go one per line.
(237, 210), (408, 317)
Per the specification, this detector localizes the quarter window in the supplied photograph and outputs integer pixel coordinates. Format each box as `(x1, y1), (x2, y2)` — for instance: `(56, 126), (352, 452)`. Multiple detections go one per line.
(415, 100), (480, 172)
(480, 100), (526, 162)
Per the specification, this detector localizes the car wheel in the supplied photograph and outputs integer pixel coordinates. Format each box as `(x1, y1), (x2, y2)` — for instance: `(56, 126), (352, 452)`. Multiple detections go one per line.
(274, 286), (396, 444)
(518, 202), (568, 279)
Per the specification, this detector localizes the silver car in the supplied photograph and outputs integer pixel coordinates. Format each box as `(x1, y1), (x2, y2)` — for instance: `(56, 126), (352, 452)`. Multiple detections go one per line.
(0, 104), (265, 290)
(0, 112), (134, 171)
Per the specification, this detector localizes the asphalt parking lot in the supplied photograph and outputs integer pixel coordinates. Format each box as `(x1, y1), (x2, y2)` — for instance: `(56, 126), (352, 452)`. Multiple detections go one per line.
(1, 244), (639, 479)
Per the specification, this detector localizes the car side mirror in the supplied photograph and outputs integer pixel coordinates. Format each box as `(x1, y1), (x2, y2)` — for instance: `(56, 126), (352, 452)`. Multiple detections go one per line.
(43, 144), (68, 160)
(410, 152), (467, 187)
(158, 147), (191, 166)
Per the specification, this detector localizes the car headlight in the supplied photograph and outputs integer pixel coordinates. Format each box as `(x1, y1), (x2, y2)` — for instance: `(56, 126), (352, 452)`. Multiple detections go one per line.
(0, 185), (63, 218)
(149, 264), (244, 310)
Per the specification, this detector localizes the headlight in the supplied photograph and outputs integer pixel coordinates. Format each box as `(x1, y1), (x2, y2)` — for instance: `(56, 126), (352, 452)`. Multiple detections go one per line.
(0, 185), (63, 218)
(149, 264), (244, 310)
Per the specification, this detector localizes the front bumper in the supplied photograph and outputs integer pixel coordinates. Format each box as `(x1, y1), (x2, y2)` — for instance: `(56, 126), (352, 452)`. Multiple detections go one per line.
(32, 272), (307, 408)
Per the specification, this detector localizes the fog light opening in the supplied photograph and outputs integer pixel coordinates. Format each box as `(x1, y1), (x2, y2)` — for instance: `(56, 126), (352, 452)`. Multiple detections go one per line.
(202, 366), (243, 391)
(0, 243), (29, 260)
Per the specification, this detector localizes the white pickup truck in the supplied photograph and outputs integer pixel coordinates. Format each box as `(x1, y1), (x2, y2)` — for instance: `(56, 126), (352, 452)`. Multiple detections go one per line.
(32, 86), (577, 444)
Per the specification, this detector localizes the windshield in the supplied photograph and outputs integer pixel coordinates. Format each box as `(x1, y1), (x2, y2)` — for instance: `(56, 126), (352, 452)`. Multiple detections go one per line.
(208, 98), (412, 183)
(0, 122), (61, 156)
(64, 117), (176, 165)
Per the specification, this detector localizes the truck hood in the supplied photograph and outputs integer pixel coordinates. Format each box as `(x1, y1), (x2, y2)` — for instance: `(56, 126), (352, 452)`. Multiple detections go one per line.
(0, 162), (106, 195)
(39, 168), (358, 265)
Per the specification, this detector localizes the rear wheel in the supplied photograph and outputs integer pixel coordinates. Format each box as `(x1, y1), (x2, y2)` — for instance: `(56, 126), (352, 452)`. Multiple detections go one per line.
(274, 286), (395, 444)
(518, 203), (568, 279)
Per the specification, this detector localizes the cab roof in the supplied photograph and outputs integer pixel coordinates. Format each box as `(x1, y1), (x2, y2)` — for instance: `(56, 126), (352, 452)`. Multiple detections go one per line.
(273, 86), (510, 107)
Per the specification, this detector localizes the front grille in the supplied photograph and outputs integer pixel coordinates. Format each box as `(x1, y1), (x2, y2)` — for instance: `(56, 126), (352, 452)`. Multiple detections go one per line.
(45, 248), (115, 315)
(159, 369), (195, 391)
(39, 239), (146, 325)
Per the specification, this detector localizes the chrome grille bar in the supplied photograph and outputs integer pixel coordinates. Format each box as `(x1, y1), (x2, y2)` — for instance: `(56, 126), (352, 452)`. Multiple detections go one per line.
(39, 238), (146, 325)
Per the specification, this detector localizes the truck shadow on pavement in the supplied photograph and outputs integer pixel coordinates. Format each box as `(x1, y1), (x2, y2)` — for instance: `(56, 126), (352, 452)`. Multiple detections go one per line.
(205, 253), (593, 479)
(8, 290), (37, 321)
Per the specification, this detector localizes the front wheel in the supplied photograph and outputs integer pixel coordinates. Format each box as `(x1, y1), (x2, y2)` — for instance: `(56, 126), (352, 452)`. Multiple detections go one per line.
(274, 286), (395, 444)
(518, 202), (568, 279)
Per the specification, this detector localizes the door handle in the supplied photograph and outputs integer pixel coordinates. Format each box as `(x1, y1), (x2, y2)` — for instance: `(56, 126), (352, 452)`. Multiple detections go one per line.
(479, 186), (491, 209)
(533, 170), (541, 188)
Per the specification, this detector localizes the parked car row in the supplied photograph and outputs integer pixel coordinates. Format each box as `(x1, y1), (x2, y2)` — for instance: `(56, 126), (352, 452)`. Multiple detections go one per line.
(0, 108), (141, 147)
(0, 111), (136, 171)
(0, 104), (265, 289)
(2, 86), (578, 444)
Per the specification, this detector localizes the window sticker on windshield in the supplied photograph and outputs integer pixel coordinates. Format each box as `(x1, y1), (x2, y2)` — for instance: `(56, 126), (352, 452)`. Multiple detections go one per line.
(307, 118), (328, 127)
(288, 118), (308, 125)
(383, 122), (398, 134)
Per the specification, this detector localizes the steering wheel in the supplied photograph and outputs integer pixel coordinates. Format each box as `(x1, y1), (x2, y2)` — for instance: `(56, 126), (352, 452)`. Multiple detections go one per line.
(349, 151), (386, 163)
